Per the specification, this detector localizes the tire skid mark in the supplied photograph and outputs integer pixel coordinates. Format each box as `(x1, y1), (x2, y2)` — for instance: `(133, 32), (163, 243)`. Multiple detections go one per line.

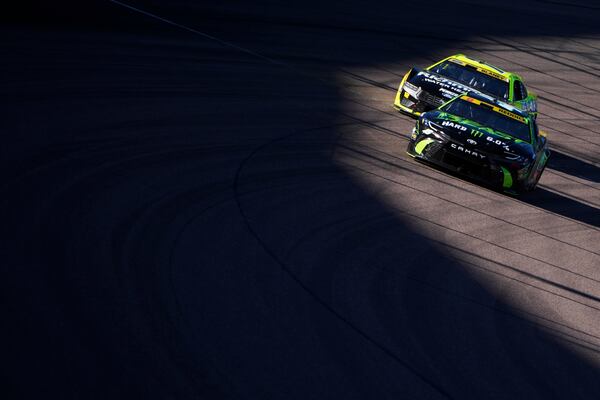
(230, 123), (455, 399)
(401, 274), (600, 354)
(284, 205), (600, 352)
(283, 201), (600, 339)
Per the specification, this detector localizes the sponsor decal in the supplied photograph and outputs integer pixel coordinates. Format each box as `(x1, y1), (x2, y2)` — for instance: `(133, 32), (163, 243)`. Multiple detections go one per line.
(439, 115), (513, 151)
(441, 120), (467, 131)
(448, 57), (508, 81)
(460, 96), (527, 123)
(450, 143), (486, 159)
(475, 67), (507, 81)
(486, 135), (511, 151)
(495, 106), (526, 122)
(469, 128), (511, 150)
(439, 88), (459, 99)
(418, 71), (471, 94)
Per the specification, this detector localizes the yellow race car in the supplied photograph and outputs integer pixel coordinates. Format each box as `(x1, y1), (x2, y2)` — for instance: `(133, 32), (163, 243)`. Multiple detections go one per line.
(394, 54), (537, 118)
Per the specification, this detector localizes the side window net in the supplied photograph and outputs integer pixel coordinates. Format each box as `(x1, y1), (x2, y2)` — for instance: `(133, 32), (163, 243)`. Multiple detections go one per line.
(514, 80), (526, 101)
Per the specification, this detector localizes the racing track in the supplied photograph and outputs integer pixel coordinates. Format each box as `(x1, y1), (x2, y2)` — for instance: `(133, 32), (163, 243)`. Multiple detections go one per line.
(3, 1), (600, 398)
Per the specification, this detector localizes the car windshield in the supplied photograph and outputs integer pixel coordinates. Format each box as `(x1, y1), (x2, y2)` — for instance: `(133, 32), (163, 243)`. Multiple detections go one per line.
(430, 61), (509, 100)
(441, 98), (531, 142)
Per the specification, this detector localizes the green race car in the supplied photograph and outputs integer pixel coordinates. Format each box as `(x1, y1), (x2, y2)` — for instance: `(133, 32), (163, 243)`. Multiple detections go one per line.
(407, 91), (549, 193)
(394, 54), (538, 118)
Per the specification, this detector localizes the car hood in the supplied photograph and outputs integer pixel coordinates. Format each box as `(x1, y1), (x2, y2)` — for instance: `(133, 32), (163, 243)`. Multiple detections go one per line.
(408, 68), (481, 101)
(422, 110), (533, 160)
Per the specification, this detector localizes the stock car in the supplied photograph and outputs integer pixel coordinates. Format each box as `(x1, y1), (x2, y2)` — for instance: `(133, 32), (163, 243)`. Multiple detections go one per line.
(407, 91), (549, 193)
(394, 54), (538, 118)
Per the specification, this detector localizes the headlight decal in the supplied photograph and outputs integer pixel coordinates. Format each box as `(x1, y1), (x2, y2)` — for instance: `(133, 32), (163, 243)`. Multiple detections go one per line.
(503, 151), (523, 161)
(414, 138), (435, 155)
(403, 81), (422, 99)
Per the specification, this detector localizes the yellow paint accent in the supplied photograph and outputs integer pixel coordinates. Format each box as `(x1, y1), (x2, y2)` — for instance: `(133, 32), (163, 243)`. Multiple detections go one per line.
(394, 70), (411, 108)
(494, 107), (526, 123)
(460, 96), (527, 123)
(448, 58), (466, 66)
(476, 67), (505, 81)
(393, 103), (421, 116)
(394, 90), (401, 107)
(404, 91), (409, 98)
(462, 95), (482, 105)
(399, 70), (410, 87)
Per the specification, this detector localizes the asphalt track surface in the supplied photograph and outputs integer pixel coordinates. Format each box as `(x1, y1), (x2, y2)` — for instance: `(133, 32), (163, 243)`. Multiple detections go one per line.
(3, 1), (600, 398)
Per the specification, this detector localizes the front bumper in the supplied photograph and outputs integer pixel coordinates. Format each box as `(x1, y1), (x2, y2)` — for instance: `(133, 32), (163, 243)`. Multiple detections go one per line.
(407, 135), (522, 191)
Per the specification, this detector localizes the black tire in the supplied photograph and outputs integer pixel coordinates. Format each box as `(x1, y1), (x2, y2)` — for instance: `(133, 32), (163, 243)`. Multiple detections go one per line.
(526, 162), (546, 192)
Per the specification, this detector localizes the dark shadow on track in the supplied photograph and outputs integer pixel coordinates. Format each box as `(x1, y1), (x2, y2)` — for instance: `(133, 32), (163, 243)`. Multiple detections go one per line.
(412, 158), (599, 229)
(548, 150), (600, 183)
(3, 0), (599, 399)
(409, 157), (599, 228)
(523, 187), (600, 228)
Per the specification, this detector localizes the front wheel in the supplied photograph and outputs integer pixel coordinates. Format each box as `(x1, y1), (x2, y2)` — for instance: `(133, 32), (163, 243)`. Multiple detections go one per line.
(525, 162), (546, 192)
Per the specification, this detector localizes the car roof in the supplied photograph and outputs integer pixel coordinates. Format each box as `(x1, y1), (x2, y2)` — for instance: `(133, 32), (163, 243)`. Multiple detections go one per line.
(429, 54), (521, 83)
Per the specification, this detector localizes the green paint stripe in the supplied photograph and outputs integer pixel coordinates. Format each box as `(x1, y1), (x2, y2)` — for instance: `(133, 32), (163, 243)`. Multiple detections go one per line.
(414, 138), (435, 155)
(501, 166), (513, 189)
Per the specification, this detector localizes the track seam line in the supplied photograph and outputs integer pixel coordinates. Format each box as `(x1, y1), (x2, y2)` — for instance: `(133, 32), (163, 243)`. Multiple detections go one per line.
(340, 161), (600, 284)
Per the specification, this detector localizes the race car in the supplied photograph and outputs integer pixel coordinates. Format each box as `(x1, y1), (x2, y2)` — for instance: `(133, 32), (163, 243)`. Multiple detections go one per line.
(394, 54), (537, 118)
(407, 91), (549, 193)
